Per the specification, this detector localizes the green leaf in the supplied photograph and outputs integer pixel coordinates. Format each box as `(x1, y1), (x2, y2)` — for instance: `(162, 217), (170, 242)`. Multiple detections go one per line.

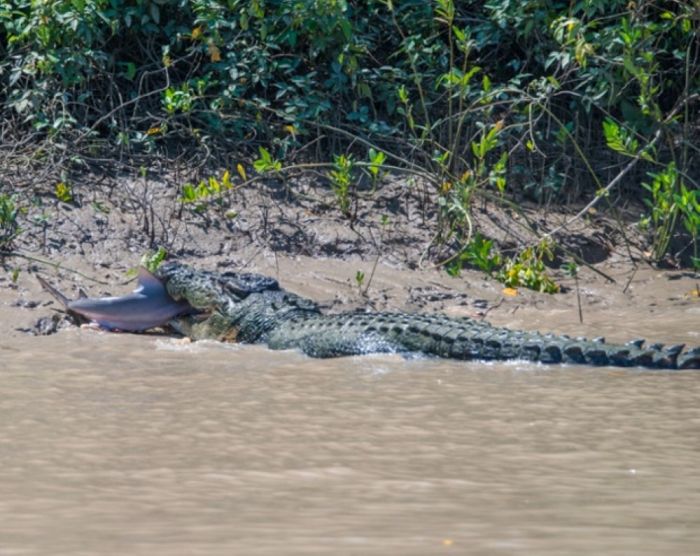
(181, 183), (196, 202)
(55, 182), (73, 203)
(208, 176), (220, 194)
(253, 147), (281, 173)
(602, 119), (624, 153)
(140, 247), (167, 272)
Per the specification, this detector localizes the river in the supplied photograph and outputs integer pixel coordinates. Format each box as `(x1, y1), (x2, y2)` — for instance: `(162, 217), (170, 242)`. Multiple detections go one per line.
(1, 327), (699, 555)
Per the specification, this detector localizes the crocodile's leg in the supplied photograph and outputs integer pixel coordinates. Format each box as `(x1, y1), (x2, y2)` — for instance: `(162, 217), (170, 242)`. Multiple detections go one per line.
(267, 311), (700, 369)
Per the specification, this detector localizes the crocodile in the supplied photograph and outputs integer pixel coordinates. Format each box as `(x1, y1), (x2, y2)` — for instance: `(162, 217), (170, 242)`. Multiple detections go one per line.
(147, 262), (700, 370)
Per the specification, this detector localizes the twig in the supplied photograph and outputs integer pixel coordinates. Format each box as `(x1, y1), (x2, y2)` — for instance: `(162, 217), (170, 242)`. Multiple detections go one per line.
(362, 251), (381, 297)
(622, 265), (638, 294)
(480, 298), (504, 320)
(2, 251), (109, 284)
(542, 127), (663, 241)
(574, 273), (583, 324)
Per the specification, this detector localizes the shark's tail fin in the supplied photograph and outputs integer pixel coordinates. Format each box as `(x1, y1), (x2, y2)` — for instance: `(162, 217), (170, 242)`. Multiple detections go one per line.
(36, 275), (71, 308)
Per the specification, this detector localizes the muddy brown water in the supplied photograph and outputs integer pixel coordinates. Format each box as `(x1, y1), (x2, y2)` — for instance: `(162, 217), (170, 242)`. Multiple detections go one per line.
(2, 326), (700, 556)
(2, 258), (700, 555)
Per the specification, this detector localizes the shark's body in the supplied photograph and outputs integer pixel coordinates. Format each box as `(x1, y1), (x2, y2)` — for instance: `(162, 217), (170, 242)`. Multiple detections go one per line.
(38, 268), (190, 331)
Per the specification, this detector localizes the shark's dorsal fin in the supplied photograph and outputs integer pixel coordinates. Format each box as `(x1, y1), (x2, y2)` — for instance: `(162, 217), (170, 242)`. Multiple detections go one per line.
(77, 288), (88, 299)
(134, 267), (166, 296)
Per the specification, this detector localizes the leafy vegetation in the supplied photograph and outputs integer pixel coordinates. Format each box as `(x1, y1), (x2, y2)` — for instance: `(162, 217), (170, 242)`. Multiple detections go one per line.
(0, 194), (22, 250)
(497, 243), (560, 295)
(1, 0), (699, 285)
(54, 182), (73, 204)
(446, 234), (501, 277)
(640, 163), (700, 268)
(328, 154), (355, 219)
(180, 169), (235, 212)
(127, 246), (169, 278)
(446, 233), (559, 294)
(140, 246), (168, 273)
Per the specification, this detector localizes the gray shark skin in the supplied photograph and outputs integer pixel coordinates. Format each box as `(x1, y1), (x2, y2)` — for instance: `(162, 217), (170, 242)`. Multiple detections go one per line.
(37, 268), (191, 331)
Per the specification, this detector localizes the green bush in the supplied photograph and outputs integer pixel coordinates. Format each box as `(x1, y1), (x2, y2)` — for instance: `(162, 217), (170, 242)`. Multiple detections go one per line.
(3, 2), (697, 166)
(1, 0), (698, 265)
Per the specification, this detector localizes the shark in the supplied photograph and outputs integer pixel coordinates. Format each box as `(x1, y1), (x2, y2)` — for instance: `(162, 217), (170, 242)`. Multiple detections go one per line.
(37, 267), (192, 331)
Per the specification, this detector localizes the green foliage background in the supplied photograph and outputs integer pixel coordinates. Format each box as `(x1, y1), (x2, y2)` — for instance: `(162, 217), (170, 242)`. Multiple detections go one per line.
(1, 0), (698, 265)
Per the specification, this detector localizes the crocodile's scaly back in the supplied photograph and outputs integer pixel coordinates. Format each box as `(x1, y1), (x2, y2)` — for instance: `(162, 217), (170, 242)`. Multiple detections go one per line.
(156, 262), (700, 370)
(267, 311), (700, 368)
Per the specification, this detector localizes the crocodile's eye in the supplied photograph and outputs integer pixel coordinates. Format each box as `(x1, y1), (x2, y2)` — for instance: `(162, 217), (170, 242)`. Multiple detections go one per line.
(187, 283), (227, 309)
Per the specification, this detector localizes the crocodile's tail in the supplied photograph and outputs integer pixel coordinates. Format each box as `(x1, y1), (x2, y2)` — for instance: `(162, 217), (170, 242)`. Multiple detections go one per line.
(416, 314), (700, 369)
(272, 312), (700, 369)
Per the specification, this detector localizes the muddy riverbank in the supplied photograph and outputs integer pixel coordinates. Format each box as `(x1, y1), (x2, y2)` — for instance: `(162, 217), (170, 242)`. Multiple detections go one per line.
(2, 172), (698, 346)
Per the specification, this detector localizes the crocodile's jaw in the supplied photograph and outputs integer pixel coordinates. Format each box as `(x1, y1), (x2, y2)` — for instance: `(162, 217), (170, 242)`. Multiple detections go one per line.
(66, 268), (191, 331)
